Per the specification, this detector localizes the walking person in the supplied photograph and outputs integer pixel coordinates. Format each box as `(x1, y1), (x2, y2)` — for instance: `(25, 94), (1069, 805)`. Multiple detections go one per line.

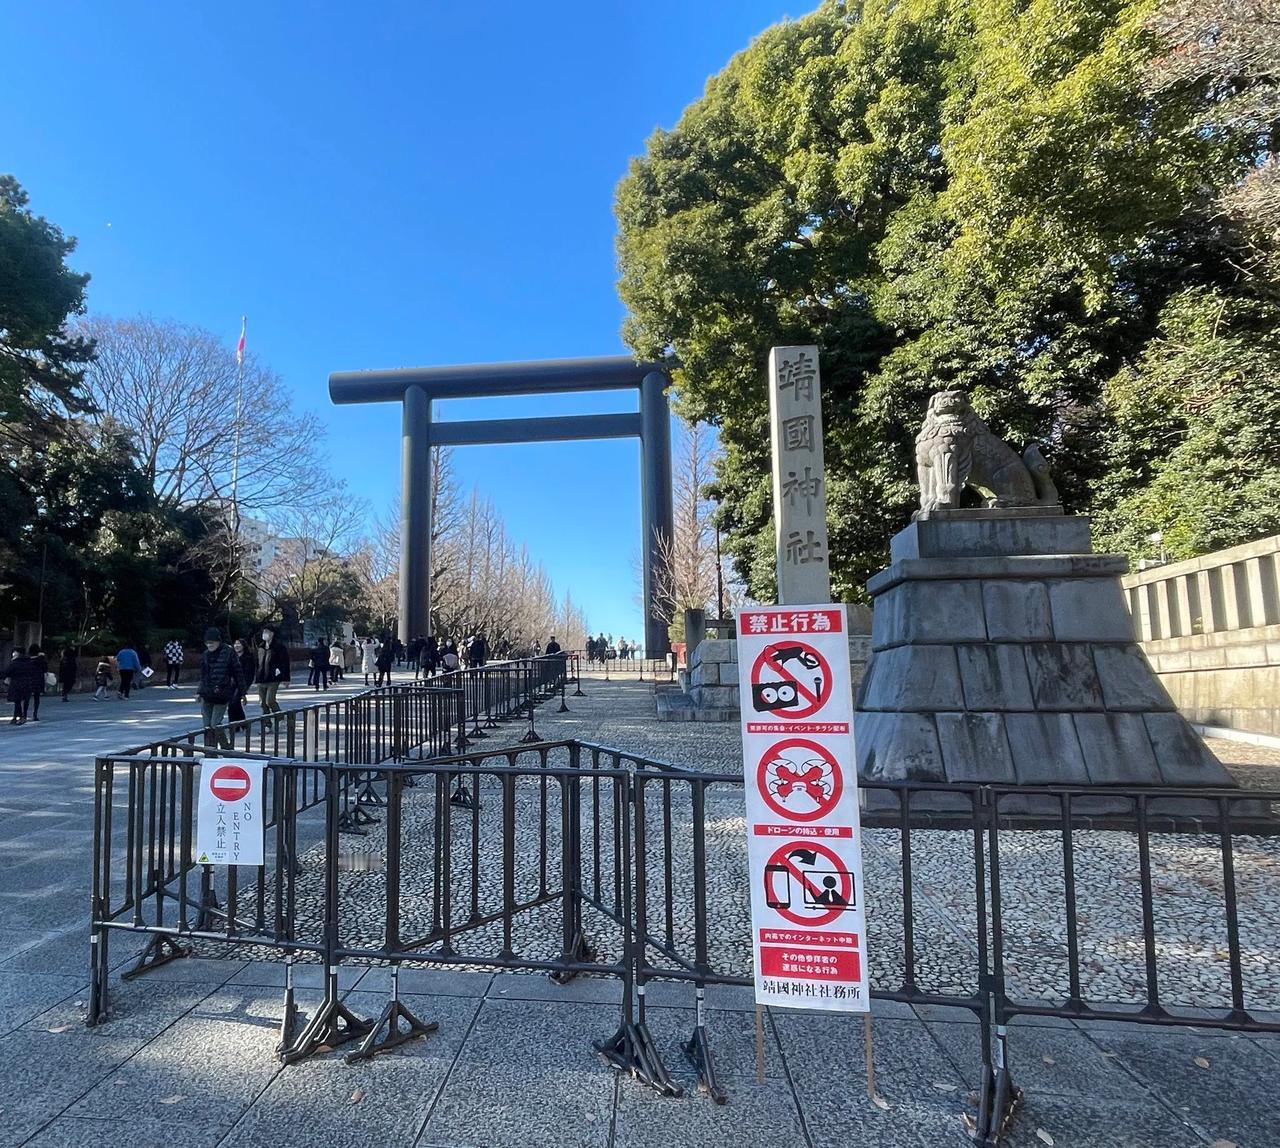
(256, 623), (290, 714)
(93, 658), (113, 700)
(136, 642), (154, 688)
(360, 637), (378, 686)
(422, 634), (439, 678)
(226, 637), (256, 723)
(329, 637), (345, 683)
(114, 641), (141, 699)
(27, 644), (48, 722)
(197, 628), (245, 749)
(58, 646), (78, 701)
(309, 637), (331, 691)
(163, 638), (184, 688)
(375, 638), (393, 687)
(5, 649), (36, 725)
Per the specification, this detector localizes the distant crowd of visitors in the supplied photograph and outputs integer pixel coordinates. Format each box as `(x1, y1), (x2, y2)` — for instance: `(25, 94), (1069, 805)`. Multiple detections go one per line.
(585, 634), (640, 662)
(3, 626), (567, 730)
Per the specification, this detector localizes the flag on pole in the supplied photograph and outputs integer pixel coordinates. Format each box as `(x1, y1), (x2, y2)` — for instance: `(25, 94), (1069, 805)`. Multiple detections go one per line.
(236, 316), (247, 366)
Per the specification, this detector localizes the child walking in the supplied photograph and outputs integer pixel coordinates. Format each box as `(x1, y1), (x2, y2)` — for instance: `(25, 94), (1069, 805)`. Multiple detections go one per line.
(93, 659), (113, 700)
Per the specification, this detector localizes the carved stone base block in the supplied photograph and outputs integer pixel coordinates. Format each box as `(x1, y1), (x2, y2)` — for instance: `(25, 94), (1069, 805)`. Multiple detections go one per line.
(855, 515), (1235, 787)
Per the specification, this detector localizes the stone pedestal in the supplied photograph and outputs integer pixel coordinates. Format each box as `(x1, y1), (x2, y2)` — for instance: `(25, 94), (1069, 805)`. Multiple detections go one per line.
(855, 511), (1235, 786)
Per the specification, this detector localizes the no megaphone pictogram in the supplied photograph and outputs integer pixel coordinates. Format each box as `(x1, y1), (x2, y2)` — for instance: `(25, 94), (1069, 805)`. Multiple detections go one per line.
(756, 738), (844, 822)
(749, 639), (833, 720)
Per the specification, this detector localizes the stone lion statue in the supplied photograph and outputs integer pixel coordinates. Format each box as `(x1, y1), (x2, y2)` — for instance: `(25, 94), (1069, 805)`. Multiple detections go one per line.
(915, 389), (1060, 513)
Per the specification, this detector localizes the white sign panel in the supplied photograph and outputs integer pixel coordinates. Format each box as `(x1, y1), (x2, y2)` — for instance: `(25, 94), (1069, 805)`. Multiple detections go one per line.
(735, 605), (869, 1012)
(196, 760), (265, 866)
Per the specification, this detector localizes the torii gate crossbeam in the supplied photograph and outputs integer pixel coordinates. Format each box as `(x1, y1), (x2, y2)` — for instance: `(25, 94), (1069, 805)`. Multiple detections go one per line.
(328, 355), (674, 655)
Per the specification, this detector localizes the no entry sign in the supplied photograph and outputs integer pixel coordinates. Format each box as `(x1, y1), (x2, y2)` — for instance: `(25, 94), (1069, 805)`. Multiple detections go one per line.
(196, 759), (265, 866)
(208, 764), (252, 802)
(735, 604), (869, 1012)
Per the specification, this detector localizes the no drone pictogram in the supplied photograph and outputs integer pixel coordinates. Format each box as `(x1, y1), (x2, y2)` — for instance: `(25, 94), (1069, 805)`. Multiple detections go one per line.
(756, 738), (844, 822)
(749, 639), (833, 720)
(763, 840), (856, 928)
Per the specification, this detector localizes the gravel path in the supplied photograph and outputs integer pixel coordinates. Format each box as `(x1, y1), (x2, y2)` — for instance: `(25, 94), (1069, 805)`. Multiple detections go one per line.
(197, 675), (1280, 1014)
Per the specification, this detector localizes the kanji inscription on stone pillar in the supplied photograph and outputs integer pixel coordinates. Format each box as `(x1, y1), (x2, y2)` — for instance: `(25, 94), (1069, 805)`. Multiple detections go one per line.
(769, 345), (831, 605)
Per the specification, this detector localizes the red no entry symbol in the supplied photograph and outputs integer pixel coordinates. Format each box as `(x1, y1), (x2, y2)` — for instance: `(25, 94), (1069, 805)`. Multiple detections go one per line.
(756, 738), (844, 822)
(763, 841), (855, 927)
(209, 764), (252, 803)
(749, 640), (833, 720)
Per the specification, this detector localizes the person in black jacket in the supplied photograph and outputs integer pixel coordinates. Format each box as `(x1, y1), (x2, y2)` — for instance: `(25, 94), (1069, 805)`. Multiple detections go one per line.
(58, 646), (78, 701)
(27, 644), (48, 722)
(197, 628), (245, 748)
(255, 624), (291, 714)
(226, 637), (256, 723)
(308, 638), (331, 691)
(5, 650), (37, 725)
(375, 636), (394, 686)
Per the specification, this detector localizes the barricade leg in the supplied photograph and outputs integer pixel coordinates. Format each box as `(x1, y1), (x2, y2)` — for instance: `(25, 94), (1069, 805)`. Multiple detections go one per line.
(276, 954), (299, 1057)
(120, 933), (190, 981)
(87, 927), (109, 1026)
(279, 967), (372, 1064)
(345, 965), (438, 1063)
(683, 986), (725, 1104)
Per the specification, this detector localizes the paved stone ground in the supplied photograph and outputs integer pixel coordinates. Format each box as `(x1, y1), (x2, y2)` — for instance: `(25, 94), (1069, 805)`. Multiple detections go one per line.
(2, 671), (1278, 1146)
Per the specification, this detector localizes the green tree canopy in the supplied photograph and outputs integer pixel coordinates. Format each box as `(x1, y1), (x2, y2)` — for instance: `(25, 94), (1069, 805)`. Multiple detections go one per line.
(616, 0), (1277, 598)
(0, 175), (94, 433)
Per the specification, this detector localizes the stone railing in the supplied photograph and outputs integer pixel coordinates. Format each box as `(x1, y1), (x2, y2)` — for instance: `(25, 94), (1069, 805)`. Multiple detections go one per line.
(1122, 534), (1280, 736)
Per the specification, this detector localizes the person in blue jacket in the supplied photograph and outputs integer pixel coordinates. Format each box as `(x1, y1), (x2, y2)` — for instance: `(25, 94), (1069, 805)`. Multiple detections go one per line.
(115, 641), (142, 699)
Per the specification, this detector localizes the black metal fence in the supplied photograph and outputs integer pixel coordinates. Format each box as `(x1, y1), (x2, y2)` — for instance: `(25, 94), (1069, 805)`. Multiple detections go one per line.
(88, 725), (1279, 1145)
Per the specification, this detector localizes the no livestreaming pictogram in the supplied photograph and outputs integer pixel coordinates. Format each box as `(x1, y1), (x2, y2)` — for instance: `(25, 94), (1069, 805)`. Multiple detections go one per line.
(763, 841), (856, 928)
(749, 639), (833, 720)
(756, 738), (844, 822)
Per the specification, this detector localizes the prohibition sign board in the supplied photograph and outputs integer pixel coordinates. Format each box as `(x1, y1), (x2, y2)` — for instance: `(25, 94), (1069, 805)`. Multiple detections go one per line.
(763, 840), (855, 927)
(756, 738), (844, 822)
(196, 760), (265, 866)
(749, 639), (833, 720)
(208, 764), (252, 803)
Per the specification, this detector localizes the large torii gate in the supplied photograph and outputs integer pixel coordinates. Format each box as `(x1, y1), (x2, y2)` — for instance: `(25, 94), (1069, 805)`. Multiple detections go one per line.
(328, 356), (674, 655)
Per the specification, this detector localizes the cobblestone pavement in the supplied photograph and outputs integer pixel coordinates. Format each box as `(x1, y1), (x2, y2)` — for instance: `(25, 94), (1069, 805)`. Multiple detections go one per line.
(3, 673), (1279, 1146)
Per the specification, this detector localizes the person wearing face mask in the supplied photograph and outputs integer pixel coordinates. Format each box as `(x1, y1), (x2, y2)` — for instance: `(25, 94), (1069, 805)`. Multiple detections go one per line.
(255, 623), (291, 714)
(197, 627), (245, 748)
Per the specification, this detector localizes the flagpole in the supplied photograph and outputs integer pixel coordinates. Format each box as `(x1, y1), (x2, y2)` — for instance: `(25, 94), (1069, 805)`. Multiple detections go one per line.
(231, 315), (246, 537)
(228, 316), (247, 632)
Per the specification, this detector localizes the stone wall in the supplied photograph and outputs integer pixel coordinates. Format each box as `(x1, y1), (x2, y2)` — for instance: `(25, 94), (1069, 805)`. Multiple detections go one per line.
(1123, 534), (1280, 736)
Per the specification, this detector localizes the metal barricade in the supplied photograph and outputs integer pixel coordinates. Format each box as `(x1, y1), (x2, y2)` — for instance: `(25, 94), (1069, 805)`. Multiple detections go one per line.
(86, 728), (1280, 1145)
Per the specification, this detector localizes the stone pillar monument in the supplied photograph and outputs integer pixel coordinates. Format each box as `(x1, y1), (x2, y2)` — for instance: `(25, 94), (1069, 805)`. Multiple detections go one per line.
(769, 346), (830, 605)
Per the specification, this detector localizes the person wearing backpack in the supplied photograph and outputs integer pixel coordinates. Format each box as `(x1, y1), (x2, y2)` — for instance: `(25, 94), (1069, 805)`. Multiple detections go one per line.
(197, 627), (245, 748)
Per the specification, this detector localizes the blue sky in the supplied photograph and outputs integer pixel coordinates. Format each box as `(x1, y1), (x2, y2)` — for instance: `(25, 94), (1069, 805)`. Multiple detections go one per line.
(5, 0), (797, 640)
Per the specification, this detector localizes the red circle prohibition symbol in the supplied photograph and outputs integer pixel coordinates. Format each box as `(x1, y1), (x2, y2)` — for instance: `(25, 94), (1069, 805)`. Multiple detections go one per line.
(756, 738), (844, 822)
(763, 840), (855, 927)
(749, 640), (833, 720)
(209, 764), (252, 802)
